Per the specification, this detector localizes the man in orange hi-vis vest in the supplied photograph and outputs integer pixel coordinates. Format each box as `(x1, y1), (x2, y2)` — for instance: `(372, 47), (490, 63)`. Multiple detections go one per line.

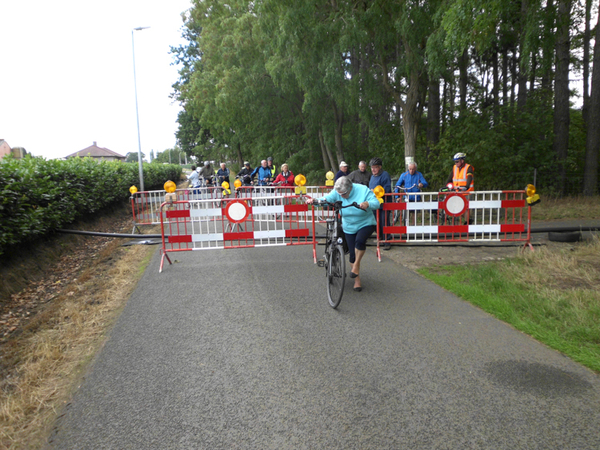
(446, 152), (474, 224)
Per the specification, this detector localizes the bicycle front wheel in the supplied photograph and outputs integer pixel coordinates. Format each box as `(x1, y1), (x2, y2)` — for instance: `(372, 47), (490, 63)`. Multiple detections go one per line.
(327, 244), (346, 309)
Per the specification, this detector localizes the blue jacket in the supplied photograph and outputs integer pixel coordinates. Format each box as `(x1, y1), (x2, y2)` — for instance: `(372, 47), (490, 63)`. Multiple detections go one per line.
(251, 166), (272, 185)
(395, 171), (428, 201)
(322, 184), (379, 234)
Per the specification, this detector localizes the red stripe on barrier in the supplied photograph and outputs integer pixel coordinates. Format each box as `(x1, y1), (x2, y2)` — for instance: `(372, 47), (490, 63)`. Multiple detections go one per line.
(384, 226), (407, 234)
(166, 210), (191, 219)
(502, 199), (526, 208)
(382, 202), (406, 211)
(223, 232), (254, 241)
(500, 224), (525, 233)
(284, 204), (308, 213)
(438, 225), (468, 233)
(285, 228), (310, 237)
(167, 235), (193, 243)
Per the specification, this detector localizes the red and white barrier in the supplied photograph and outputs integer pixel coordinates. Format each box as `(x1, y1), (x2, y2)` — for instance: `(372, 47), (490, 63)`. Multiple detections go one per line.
(130, 187), (230, 230)
(159, 195), (316, 272)
(376, 190), (532, 261)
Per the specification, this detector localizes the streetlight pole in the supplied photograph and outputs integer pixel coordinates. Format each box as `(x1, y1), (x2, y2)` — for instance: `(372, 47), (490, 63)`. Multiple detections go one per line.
(132, 26), (150, 191)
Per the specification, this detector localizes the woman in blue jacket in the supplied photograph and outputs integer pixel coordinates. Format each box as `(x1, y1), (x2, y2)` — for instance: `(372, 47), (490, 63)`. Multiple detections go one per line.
(307, 177), (380, 292)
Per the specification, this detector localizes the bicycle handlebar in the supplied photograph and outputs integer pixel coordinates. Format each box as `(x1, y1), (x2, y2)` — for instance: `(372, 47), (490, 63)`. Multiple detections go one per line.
(314, 200), (363, 210)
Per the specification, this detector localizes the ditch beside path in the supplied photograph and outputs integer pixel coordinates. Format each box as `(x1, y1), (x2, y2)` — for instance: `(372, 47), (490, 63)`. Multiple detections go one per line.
(384, 218), (600, 271)
(46, 240), (600, 449)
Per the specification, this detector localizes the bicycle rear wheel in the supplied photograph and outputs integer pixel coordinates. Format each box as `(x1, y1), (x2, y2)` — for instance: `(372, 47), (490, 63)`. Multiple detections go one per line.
(327, 244), (346, 309)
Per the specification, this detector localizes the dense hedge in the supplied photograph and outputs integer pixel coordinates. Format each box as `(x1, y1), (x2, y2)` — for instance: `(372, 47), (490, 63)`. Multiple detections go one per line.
(0, 156), (181, 255)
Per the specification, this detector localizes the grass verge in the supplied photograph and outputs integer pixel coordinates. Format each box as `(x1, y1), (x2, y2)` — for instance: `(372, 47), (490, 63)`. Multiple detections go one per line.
(0, 238), (156, 450)
(531, 195), (600, 221)
(418, 237), (600, 373)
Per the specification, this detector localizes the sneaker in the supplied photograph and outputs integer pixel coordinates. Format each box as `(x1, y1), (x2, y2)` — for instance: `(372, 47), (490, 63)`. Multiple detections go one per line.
(384, 243), (391, 251)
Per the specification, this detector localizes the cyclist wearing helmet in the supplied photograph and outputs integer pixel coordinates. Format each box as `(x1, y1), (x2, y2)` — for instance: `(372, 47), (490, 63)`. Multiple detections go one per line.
(237, 161), (254, 185)
(368, 157), (392, 250)
(447, 152), (474, 225)
(447, 153), (474, 192)
(267, 156), (277, 179)
(198, 160), (214, 185)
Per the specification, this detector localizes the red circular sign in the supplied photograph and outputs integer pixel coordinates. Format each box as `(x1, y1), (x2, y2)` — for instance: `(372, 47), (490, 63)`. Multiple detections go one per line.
(442, 193), (469, 217)
(224, 200), (250, 223)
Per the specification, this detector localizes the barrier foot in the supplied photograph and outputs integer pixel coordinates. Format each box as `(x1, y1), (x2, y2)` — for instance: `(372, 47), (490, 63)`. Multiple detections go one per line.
(377, 244), (381, 262)
(313, 247), (317, 264)
(159, 251), (173, 273)
(521, 242), (535, 252)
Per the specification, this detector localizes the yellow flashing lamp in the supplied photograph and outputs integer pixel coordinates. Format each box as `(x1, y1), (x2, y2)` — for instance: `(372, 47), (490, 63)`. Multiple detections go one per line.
(129, 185), (138, 195)
(325, 171), (334, 187)
(295, 174), (306, 186)
(295, 174), (307, 195)
(525, 184), (541, 206)
(373, 185), (385, 204)
(164, 180), (177, 193)
(221, 181), (231, 196)
(234, 179), (242, 189)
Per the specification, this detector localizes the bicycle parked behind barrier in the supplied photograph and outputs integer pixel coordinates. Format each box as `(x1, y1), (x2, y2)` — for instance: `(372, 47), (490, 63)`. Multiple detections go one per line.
(393, 184), (418, 226)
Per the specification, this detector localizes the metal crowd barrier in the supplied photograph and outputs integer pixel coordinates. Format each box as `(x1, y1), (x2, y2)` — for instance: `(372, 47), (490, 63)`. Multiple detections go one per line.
(159, 195), (316, 272)
(132, 185), (332, 231)
(376, 190), (532, 260)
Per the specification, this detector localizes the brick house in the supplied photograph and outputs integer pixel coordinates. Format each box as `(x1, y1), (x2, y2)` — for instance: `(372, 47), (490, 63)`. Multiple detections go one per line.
(65, 142), (126, 161)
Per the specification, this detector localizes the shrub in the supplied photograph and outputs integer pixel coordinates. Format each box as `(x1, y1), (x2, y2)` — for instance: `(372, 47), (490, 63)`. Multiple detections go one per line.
(0, 156), (181, 255)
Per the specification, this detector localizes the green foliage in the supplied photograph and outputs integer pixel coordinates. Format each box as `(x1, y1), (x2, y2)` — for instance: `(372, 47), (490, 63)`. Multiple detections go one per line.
(421, 99), (558, 191)
(0, 156), (181, 255)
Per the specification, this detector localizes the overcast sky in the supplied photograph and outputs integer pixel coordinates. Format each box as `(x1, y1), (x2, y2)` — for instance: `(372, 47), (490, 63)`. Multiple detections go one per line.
(0, 0), (192, 160)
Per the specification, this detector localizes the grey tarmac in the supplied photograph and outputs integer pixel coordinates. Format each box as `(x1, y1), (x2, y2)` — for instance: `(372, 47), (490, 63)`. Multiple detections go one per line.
(46, 244), (600, 449)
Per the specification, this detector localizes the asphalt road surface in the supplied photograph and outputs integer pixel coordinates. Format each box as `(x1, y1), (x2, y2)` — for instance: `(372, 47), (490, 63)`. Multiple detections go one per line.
(47, 245), (600, 449)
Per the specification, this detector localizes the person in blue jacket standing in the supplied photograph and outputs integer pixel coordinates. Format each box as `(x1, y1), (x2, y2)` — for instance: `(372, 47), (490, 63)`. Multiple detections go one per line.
(368, 157), (392, 250)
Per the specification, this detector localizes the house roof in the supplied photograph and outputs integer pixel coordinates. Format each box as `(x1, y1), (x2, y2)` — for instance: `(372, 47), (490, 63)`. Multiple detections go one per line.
(65, 142), (125, 159)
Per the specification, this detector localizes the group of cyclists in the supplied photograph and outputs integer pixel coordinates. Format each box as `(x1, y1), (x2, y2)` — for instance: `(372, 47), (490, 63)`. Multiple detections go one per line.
(187, 156), (297, 189)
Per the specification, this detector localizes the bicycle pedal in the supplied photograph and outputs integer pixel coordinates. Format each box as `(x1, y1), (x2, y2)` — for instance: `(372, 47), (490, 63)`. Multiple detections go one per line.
(317, 259), (326, 267)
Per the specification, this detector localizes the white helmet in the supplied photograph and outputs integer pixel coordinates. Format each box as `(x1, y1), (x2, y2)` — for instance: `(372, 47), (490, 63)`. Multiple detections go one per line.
(453, 152), (466, 161)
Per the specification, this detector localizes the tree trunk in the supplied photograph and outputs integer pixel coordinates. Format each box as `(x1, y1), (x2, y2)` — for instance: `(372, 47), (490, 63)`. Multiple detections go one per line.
(426, 77), (440, 154)
(583, 11), (600, 196)
(553, 0), (572, 195)
(402, 71), (422, 168)
(236, 142), (243, 167)
(493, 49), (499, 122)
(583, 0), (592, 126)
(502, 48), (509, 107)
(319, 128), (336, 171)
(516, 0), (529, 113)
(458, 49), (468, 116)
(332, 100), (344, 164)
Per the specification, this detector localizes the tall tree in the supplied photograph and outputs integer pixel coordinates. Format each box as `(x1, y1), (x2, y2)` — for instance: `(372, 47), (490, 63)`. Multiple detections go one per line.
(583, 9), (600, 196)
(553, 0), (572, 194)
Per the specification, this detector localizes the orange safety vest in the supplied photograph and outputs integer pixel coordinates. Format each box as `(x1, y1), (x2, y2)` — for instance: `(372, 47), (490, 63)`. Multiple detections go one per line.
(452, 164), (474, 191)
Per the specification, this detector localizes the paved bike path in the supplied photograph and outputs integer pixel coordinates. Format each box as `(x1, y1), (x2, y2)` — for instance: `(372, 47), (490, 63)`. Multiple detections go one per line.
(47, 245), (600, 449)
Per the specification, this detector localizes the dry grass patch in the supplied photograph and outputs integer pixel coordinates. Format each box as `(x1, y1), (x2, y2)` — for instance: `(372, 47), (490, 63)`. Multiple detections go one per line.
(0, 240), (155, 450)
(531, 195), (600, 221)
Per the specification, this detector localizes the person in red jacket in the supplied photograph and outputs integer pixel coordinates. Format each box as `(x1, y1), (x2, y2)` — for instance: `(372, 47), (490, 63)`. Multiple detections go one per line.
(273, 163), (295, 186)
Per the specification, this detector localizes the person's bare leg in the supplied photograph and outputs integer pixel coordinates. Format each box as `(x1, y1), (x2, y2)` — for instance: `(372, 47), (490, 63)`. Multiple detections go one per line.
(351, 248), (366, 288)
